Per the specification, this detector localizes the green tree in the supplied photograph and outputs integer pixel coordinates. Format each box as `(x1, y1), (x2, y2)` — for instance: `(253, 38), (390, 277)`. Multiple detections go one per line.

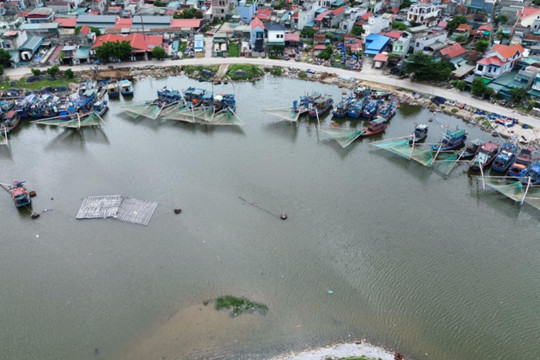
(0, 64), (4, 76)
(404, 52), (434, 80)
(455, 80), (467, 91)
(64, 68), (74, 79)
(447, 15), (467, 34)
(58, 51), (65, 64)
(509, 88), (527, 103)
(96, 41), (133, 61)
(495, 14), (508, 25)
(0, 48), (12, 67)
(391, 22), (409, 31)
(475, 40), (489, 53)
(74, 25), (101, 36)
(47, 65), (59, 77)
(153, 0), (165, 6)
(400, 0), (411, 9)
(326, 32), (334, 41)
(351, 25), (363, 36)
(534, 0), (540, 5)
(152, 46), (166, 59)
(31, 68), (41, 76)
(174, 7), (203, 19)
(454, 35), (468, 43)
(301, 27), (317, 38)
(471, 77), (488, 97)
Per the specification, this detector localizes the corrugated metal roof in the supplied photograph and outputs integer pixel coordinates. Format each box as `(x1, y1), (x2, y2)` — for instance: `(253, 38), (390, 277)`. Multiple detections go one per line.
(19, 36), (43, 52)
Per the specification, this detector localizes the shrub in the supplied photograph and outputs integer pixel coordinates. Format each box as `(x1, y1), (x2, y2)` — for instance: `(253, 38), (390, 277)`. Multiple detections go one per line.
(64, 69), (74, 79)
(451, 108), (459, 113)
(31, 68), (41, 76)
(298, 71), (307, 79)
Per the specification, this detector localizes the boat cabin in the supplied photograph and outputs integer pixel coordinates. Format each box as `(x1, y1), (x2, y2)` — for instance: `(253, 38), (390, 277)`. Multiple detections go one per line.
(368, 117), (387, 131)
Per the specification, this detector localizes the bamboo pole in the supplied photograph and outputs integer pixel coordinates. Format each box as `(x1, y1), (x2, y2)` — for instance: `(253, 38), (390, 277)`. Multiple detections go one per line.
(521, 177), (532, 206)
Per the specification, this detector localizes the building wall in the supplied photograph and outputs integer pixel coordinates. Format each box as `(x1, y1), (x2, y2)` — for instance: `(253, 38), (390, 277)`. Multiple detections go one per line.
(413, 32), (447, 52)
(212, 0), (233, 19)
(238, 1), (257, 23)
(268, 29), (285, 43)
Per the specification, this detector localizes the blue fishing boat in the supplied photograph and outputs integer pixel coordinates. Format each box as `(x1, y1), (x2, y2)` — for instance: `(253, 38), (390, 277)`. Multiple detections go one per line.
(347, 97), (366, 118)
(376, 98), (398, 120)
(461, 139), (484, 160)
(9, 180), (31, 208)
(106, 81), (119, 98)
(119, 80), (134, 96)
(213, 94), (236, 112)
(93, 99), (108, 116)
(522, 162), (540, 185)
(491, 142), (518, 173)
(361, 99), (379, 119)
(308, 94), (333, 118)
(154, 87), (182, 107)
(431, 128), (467, 151)
(332, 96), (355, 118)
(508, 147), (533, 178)
(409, 123), (428, 144)
(183, 87), (206, 108)
(469, 142), (499, 171)
(15, 93), (38, 119)
(293, 92), (321, 115)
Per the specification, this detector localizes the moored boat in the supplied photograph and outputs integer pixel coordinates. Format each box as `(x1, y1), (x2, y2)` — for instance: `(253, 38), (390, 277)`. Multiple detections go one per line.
(154, 87), (182, 108)
(1, 110), (21, 133)
(106, 81), (120, 98)
(213, 94), (236, 112)
(376, 98), (398, 120)
(469, 142), (499, 171)
(461, 139), (484, 160)
(522, 162), (540, 185)
(491, 142), (518, 173)
(9, 181), (31, 208)
(361, 99), (379, 119)
(183, 87), (206, 108)
(431, 128), (467, 151)
(409, 123), (428, 144)
(332, 96), (355, 118)
(508, 146), (533, 178)
(309, 94), (333, 118)
(347, 98), (365, 118)
(362, 117), (388, 136)
(119, 80), (134, 96)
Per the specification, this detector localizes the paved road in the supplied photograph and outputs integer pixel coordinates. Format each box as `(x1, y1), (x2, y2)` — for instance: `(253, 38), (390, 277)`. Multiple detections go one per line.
(6, 56), (540, 129)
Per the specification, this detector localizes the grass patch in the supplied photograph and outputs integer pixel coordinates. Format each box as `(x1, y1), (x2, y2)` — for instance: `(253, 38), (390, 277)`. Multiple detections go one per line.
(215, 295), (268, 316)
(227, 64), (264, 80)
(451, 108), (459, 113)
(227, 41), (239, 57)
(298, 71), (307, 79)
(270, 66), (282, 76)
(0, 76), (76, 91)
(183, 65), (219, 75)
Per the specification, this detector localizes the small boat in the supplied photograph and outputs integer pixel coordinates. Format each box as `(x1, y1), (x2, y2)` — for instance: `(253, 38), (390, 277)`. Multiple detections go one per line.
(93, 99), (108, 116)
(362, 117), (388, 137)
(409, 123), (428, 144)
(469, 142), (499, 171)
(522, 162), (540, 185)
(119, 80), (134, 96)
(361, 99), (379, 119)
(376, 98), (398, 120)
(9, 180), (31, 208)
(154, 87), (182, 108)
(183, 87), (206, 108)
(508, 146), (534, 178)
(1, 110), (21, 133)
(461, 139), (484, 160)
(347, 98), (366, 118)
(213, 94), (236, 112)
(106, 81), (120, 98)
(491, 142), (518, 173)
(431, 128), (467, 151)
(353, 86), (371, 98)
(309, 95), (333, 118)
(332, 97), (355, 118)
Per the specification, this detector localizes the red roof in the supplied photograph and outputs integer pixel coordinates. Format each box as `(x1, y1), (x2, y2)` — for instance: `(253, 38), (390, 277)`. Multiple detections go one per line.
(440, 43), (466, 58)
(80, 24), (91, 35)
(332, 7), (345, 16)
(55, 17), (77, 28)
(373, 53), (388, 62)
(285, 33), (299, 42)
(170, 18), (202, 28)
(166, 9), (175, 14)
(477, 56), (504, 66)
(254, 9), (272, 20)
(384, 30), (403, 40)
(315, 9), (332, 21)
(250, 17), (264, 30)
(492, 43), (524, 59)
(314, 44), (326, 50)
(360, 12), (373, 20)
(114, 18), (133, 28)
(88, 10), (100, 15)
(392, 7), (399, 14)
(93, 33), (162, 52)
(517, 7), (540, 18)
(456, 23), (471, 32)
(478, 24), (491, 32)
(108, 5), (121, 10)
(437, 20), (447, 28)
(92, 34), (123, 48)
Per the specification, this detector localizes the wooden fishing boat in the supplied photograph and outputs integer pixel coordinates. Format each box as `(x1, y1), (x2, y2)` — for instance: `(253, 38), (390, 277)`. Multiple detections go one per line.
(361, 99), (379, 119)
(309, 95), (333, 118)
(409, 123), (428, 144)
(362, 117), (388, 136)
(431, 128), (467, 151)
(119, 80), (134, 96)
(469, 142), (499, 171)
(461, 139), (484, 160)
(491, 142), (518, 173)
(9, 181), (31, 208)
(1, 110), (21, 133)
(522, 162), (540, 185)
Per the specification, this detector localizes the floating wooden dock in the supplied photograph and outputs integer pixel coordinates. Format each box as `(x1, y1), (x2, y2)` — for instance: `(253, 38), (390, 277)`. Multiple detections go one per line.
(76, 195), (158, 226)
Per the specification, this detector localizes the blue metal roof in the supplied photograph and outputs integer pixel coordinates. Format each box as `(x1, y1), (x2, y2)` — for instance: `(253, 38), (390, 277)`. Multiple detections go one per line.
(19, 36), (43, 53)
(365, 34), (390, 55)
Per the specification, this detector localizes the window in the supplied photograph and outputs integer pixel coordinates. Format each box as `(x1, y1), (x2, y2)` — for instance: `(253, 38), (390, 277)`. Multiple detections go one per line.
(477, 65), (484, 71)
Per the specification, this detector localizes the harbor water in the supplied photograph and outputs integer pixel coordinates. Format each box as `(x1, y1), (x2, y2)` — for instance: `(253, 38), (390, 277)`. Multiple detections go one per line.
(1, 76), (539, 360)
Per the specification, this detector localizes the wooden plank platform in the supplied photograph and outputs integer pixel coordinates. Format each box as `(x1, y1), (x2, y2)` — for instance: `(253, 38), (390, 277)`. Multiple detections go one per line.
(115, 197), (158, 226)
(76, 195), (158, 226)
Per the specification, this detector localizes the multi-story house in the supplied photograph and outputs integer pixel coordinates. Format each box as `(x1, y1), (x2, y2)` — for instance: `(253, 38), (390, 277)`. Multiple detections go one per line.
(238, 1), (257, 23)
(474, 44), (524, 79)
(407, 2), (440, 27)
(412, 31), (447, 52)
(212, 0), (234, 20)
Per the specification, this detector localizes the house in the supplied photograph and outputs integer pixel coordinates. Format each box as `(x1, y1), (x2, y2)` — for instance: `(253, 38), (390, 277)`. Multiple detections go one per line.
(266, 22), (285, 50)
(212, 0), (233, 20)
(407, 2), (440, 27)
(293, 0), (323, 30)
(132, 16), (172, 29)
(45, 1), (72, 14)
(391, 31), (411, 58)
(254, 8), (272, 23)
(18, 35), (44, 62)
(362, 13), (392, 38)
(194, 34), (204, 57)
(467, 0), (496, 15)
(412, 31), (447, 52)
(474, 43), (524, 78)
(24, 7), (55, 23)
(451, 23), (471, 41)
(313, 6), (345, 30)
(438, 43), (466, 60)
(517, 7), (540, 28)
(92, 33), (163, 59)
(340, 8), (363, 33)
(77, 15), (117, 30)
(364, 34), (391, 55)
(313, 33), (326, 52)
(19, 23), (60, 37)
(238, 1), (257, 23)
(54, 17), (77, 29)
(373, 52), (388, 68)
(170, 18), (203, 34)
(250, 17), (264, 53)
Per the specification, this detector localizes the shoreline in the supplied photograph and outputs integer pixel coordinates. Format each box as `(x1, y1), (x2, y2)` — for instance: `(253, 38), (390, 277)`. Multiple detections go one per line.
(267, 341), (398, 360)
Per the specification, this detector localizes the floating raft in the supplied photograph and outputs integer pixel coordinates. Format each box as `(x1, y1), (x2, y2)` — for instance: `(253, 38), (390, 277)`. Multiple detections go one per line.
(76, 195), (158, 226)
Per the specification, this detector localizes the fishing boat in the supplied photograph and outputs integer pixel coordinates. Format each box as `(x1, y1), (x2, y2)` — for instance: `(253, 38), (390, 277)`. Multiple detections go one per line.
(332, 97), (355, 118)
(376, 98), (398, 120)
(308, 94), (333, 118)
(431, 128), (467, 151)
(461, 139), (484, 160)
(353, 86), (371, 98)
(361, 98), (379, 119)
(119, 80), (134, 96)
(106, 81), (120, 98)
(292, 92), (321, 115)
(469, 142), (499, 171)
(347, 97), (366, 118)
(9, 181), (31, 208)
(183, 87), (206, 108)
(409, 123), (428, 144)
(522, 162), (540, 185)
(362, 117), (388, 137)
(491, 142), (518, 173)
(508, 146), (534, 178)
(213, 94), (236, 112)
(1, 110), (21, 133)
(93, 99), (108, 116)
(154, 87), (182, 108)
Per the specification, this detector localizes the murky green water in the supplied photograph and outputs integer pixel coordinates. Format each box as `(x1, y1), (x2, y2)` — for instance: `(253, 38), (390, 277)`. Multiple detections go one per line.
(1, 76), (539, 360)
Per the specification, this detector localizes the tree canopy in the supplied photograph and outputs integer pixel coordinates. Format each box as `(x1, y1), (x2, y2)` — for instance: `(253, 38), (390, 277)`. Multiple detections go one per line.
(152, 46), (166, 59)
(352, 25), (363, 36)
(447, 15), (467, 34)
(391, 22), (409, 31)
(173, 8), (203, 19)
(475, 40), (489, 53)
(404, 52), (453, 81)
(96, 41), (133, 61)
(495, 14), (508, 25)
(510, 88), (527, 103)
(0, 48), (12, 67)
(471, 77), (493, 98)
(75, 25), (101, 36)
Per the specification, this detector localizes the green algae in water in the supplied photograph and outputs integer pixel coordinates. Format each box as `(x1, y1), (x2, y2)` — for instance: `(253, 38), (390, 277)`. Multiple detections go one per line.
(214, 296), (268, 316)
